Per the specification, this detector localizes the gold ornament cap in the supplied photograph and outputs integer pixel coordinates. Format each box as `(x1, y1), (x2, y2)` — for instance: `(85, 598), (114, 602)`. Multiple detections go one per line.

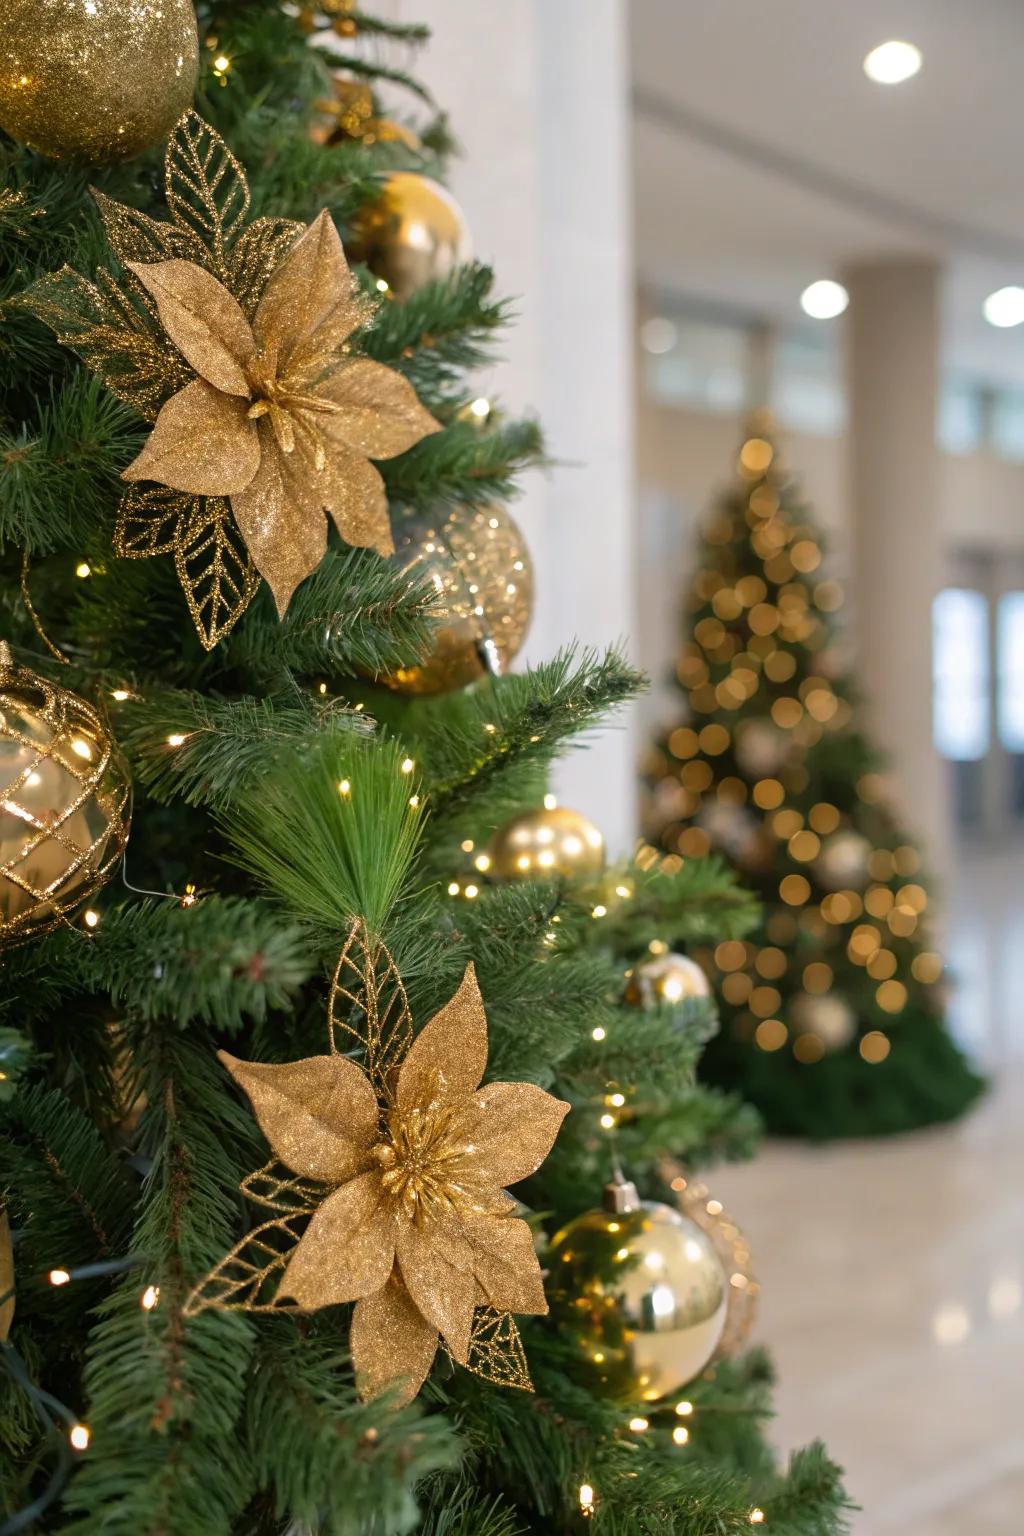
(602, 1171), (641, 1215)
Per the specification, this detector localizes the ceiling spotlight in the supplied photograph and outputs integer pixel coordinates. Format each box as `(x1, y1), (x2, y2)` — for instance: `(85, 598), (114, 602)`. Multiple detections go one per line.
(640, 317), (678, 355)
(983, 286), (1024, 328)
(800, 280), (849, 320)
(863, 40), (922, 85)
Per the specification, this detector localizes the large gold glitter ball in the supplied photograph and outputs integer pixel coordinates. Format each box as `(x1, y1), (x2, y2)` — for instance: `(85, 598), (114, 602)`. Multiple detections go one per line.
(382, 504), (533, 695)
(347, 172), (472, 299)
(0, 646), (131, 947)
(487, 805), (605, 882)
(0, 0), (199, 164)
(547, 1177), (727, 1402)
(624, 951), (710, 1008)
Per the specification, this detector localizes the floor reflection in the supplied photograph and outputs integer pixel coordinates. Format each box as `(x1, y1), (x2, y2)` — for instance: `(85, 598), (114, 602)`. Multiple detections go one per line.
(706, 846), (1024, 1534)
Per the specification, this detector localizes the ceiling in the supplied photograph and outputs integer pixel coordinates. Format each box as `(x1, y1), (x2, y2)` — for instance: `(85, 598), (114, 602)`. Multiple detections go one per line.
(630, 0), (1024, 386)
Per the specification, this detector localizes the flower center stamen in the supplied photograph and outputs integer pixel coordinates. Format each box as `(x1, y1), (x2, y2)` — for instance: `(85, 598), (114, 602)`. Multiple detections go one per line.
(373, 1103), (472, 1222)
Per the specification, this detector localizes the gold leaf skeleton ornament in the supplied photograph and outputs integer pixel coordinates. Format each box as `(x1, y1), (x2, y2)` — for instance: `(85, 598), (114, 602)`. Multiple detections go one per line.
(26, 113), (440, 649)
(185, 922), (569, 1406)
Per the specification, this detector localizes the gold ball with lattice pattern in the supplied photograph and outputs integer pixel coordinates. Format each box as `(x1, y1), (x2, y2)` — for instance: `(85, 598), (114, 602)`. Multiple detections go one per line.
(347, 173), (472, 299)
(487, 806), (605, 882)
(547, 1179), (727, 1401)
(0, 0), (198, 164)
(381, 504), (534, 696)
(0, 648), (131, 948)
(625, 952), (710, 1008)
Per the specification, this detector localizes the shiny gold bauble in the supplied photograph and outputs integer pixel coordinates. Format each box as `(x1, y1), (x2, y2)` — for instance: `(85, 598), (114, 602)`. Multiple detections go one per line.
(487, 805), (605, 882)
(815, 829), (871, 891)
(789, 990), (856, 1052)
(625, 951), (710, 1008)
(0, 646), (131, 947)
(0, 0), (198, 164)
(347, 172), (472, 299)
(383, 505), (533, 695)
(547, 1178), (727, 1401)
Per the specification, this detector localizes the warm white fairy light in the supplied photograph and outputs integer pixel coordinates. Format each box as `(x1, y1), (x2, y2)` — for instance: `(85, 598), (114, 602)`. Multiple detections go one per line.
(408, 794), (420, 808)
(592, 1026), (606, 1041)
(750, 1510), (766, 1525)
(75, 562), (91, 579)
(464, 884), (479, 900)
(49, 1268), (71, 1286)
(338, 780), (351, 797)
(376, 277), (390, 293)
(599, 1112), (615, 1130)
(111, 689), (130, 702)
(140, 1284), (160, 1311)
(70, 1424), (91, 1451)
(543, 792), (557, 810)
(83, 910), (100, 929)
(675, 1400), (693, 1416)
(672, 1425), (690, 1446)
(474, 854), (491, 872)
(608, 1092), (625, 1107)
(578, 1483), (595, 1515)
(400, 757), (415, 774)
(628, 1416), (649, 1432)
(591, 904), (607, 918)
(167, 733), (186, 747)
(447, 881), (460, 896)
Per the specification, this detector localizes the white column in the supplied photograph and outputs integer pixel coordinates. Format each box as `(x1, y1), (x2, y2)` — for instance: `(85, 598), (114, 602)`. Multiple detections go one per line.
(395, 0), (637, 853)
(843, 259), (949, 862)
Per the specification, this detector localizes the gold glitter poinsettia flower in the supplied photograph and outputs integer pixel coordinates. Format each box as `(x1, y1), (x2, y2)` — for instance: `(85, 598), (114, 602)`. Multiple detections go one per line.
(218, 965), (569, 1405)
(121, 210), (440, 614)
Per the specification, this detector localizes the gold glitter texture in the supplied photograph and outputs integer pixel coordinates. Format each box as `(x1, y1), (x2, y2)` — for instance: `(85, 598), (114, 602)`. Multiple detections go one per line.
(382, 504), (534, 695)
(26, 113), (439, 648)
(0, 0), (198, 165)
(186, 919), (569, 1406)
(0, 644), (131, 948)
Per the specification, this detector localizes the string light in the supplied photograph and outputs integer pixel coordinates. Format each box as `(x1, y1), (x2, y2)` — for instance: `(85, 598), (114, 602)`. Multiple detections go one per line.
(83, 910), (100, 929)
(338, 779), (351, 797)
(591, 1026), (606, 1041)
(408, 794), (420, 808)
(750, 1509), (766, 1525)
(400, 757), (415, 774)
(111, 688), (130, 702)
(75, 562), (91, 579)
(578, 1483), (595, 1516)
(675, 1400), (693, 1416)
(140, 1284), (160, 1311)
(628, 1416), (649, 1432)
(49, 1268), (71, 1286)
(672, 1425), (690, 1445)
(447, 881), (460, 896)
(166, 733), (186, 747)
(69, 1424), (91, 1451)
(599, 1112), (616, 1130)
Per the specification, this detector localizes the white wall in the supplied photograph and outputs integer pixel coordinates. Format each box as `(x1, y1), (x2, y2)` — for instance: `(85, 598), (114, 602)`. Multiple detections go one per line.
(397, 0), (638, 853)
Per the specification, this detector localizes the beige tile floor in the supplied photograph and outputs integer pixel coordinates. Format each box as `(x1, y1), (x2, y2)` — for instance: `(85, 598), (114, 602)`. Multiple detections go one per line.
(707, 844), (1024, 1535)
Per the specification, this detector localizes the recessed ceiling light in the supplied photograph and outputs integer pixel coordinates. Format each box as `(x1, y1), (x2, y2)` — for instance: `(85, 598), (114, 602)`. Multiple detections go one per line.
(640, 317), (678, 355)
(863, 40), (922, 85)
(983, 286), (1024, 328)
(800, 280), (849, 320)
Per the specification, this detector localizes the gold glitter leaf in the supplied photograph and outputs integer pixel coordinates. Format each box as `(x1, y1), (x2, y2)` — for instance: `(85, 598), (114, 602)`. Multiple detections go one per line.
(173, 495), (260, 650)
(228, 216), (304, 319)
(25, 265), (190, 420)
(459, 1307), (533, 1392)
(92, 189), (205, 270)
(328, 917), (413, 1105)
(165, 112), (250, 278)
(114, 484), (190, 558)
(241, 1161), (327, 1215)
(183, 1212), (306, 1315)
(0, 1209), (13, 1343)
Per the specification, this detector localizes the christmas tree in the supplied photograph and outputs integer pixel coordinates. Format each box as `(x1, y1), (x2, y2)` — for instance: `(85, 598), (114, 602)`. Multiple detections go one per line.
(642, 420), (983, 1140)
(0, 6), (850, 1531)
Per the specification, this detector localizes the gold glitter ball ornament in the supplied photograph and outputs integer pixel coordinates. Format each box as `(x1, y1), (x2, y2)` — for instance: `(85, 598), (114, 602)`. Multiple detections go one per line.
(624, 952), (710, 1008)
(487, 805), (605, 882)
(348, 172), (472, 300)
(547, 1176), (727, 1402)
(381, 504), (534, 695)
(0, 0), (199, 165)
(789, 990), (856, 1052)
(0, 645), (131, 948)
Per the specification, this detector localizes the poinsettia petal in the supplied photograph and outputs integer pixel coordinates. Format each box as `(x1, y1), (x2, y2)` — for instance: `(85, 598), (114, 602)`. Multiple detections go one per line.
(464, 1213), (547, 1315)
(255, 210), (365, 367)
(461, 1081), (570, 1188)
(396, 965), (488, 1114)
(319, 445), (394, 558)
(351, 1271), (438, 1406)
(123, 380), (259, 497)
(315, 359), (441, 460)
(217, 1049), (378, 1182)
(278, 1172), (395, 1308)
(230, 423), (327, 615)
(128, 259), (255, 396)
(394, 1217), (476, 1364)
